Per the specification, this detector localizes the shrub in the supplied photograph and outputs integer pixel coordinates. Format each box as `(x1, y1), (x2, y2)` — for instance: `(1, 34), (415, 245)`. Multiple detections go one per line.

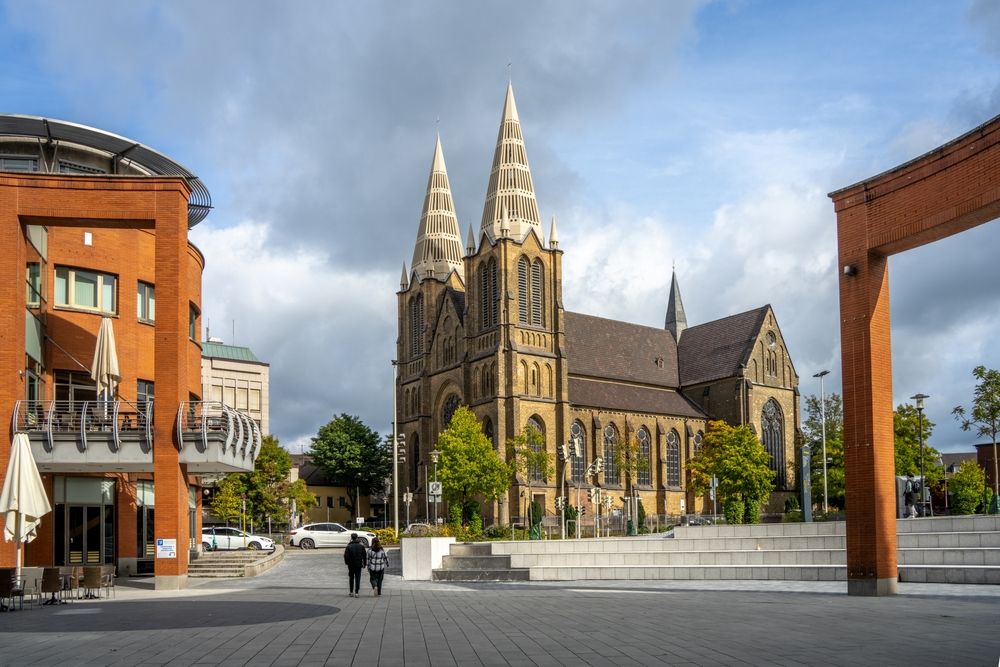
(723, 497), (744, 525)
(950, 460), (987, 515)
(373, 528), (398, 545)
(637, 500), (648, 534)
(483, 524), (511, 540)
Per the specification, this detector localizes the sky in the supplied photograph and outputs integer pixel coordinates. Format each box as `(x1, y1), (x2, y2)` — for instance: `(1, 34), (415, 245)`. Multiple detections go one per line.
(2, 0), (998, 454)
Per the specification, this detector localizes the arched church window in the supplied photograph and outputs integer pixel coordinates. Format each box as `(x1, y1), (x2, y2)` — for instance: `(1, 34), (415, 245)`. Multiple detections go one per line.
(570, 420), (586, 482)
(762, 399), (785, 488)
(517, 256), (529, 324)
(694, 430), (704, 455)
(531, 260), (544, 326)
(637, 427), (652, 486)
(526, 416), (545, 482)
(442, 394), (461, 429)
(409, 433), (420, 491)
(603, 424), (619, 484)
(666, 430), (680, 487)
(483, 417), (495, 445)
(480, 258), (498, 330)
(409, 294), (424, 356)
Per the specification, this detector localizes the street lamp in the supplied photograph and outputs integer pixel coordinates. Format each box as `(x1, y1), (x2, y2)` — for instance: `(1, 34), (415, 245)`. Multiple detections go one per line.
(813, 370), (830, 514)
(391, 360), (400, 535)
(911, 393), (929, 517)
(430, 448), (440, 525)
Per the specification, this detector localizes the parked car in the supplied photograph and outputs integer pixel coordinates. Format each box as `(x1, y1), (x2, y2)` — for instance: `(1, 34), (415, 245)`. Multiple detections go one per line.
(202, 526), (275, 551)
(289, 523), (377, 549)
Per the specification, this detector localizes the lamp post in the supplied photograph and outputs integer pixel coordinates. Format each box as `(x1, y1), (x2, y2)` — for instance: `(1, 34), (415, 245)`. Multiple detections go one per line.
(430, 448), (440, 525)
(813, 370), (830, 514)
(391, 360), (399, 535)
(939, 456), (948, 512)
(911, 393), (929, 517)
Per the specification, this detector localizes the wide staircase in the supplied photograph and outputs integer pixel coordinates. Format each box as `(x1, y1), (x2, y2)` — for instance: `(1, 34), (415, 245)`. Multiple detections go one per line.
(432, 543), (529, 582)
(188, 545), (283, 578)
(432, 516), (1000, 584)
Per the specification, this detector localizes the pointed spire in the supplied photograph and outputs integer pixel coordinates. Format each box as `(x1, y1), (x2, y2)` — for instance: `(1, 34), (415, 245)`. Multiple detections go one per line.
(480, 82), (542, 243)
(500, 203), (510, 238)
(400, 261), (409, 290)
(548, 215), (558, 249)
(411, 135), (464, 283)
(665, 268), (688, 342)
(466, 223), (476, 255)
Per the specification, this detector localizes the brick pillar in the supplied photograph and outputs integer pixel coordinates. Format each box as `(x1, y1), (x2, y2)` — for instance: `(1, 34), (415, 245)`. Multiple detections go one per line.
(838, 246), (898, 596)
(152, 189), (191, 589)
(0, 187), (26, 568)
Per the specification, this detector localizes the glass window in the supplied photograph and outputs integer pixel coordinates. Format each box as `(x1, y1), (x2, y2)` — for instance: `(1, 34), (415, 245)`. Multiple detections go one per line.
(54, 266), (117, 314)
(249, 388), (261, 410)
(189, 303), (199, 340)
(137, 282), (155, 322)
(517, 257), (529, 324)
(137, 380), (154, 405)
(570, 421), (586, 482)
(603, 424), (619, 484)
(762, 400), (786, 488)
(0, 156), (39, 172)
(666, 430), (680, 487)
(26, 262), (42, 306)
(637, 428), (652, 486)
(526, 417), (544, 482)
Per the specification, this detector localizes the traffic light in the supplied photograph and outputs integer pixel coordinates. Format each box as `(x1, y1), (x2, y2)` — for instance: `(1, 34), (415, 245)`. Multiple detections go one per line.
(586, 488), (594, 503)
(555, 497), (565, 511)
(572, 436), (582, 458)
(594, 457), (603, 474)
(396, 433), (406, 463)
(559, 443), (570, 460)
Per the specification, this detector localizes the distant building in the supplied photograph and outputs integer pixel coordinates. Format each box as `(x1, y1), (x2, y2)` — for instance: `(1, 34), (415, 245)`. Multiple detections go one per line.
(201, 339), (270, 434)
(289, 454), (383, 528)
(975, 444), (999, 493)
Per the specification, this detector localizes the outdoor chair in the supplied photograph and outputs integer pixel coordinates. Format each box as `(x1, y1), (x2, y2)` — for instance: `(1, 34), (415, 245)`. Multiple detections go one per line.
(81, 567), (103, 599)
(40, 568), (65, 605)
(59, 566), (82, 600)
(100, 564), (116, 598)
(0, 568), (25, 611)
(20, 567), (43, 608)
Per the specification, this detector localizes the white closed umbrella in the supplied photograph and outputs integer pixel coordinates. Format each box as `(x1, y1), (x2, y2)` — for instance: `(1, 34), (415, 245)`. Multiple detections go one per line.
(90, 316), (121, 400)
(0, 433), (53, 578)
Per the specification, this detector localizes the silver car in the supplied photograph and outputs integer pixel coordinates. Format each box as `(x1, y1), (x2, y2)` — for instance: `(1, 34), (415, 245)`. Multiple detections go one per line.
(289, 523), (376, 549)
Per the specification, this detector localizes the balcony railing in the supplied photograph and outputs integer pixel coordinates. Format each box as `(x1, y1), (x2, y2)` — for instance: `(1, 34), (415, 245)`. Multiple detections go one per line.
(12, 399), (261, 473)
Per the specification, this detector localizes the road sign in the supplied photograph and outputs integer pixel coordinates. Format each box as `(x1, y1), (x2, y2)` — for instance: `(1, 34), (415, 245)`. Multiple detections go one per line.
(429, 481), (442, 496)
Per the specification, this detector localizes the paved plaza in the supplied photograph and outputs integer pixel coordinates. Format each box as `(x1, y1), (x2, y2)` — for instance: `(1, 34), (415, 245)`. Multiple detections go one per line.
(1, 550), (999, 666)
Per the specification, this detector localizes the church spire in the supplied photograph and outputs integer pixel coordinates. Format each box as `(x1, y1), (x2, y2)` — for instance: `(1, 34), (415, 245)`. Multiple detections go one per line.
(466, 223), (476, 256)
(400, 261), (409, 290)
(548, 215), (558, 249)
(480, 82), (542, 243)
(664, 268), (688, 342)
(411, 135), (464, 282)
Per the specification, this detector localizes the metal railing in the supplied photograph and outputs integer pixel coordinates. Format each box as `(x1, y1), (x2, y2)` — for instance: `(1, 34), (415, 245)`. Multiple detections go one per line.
(12, 399), (152, 453)
(176, 401), (261, 461)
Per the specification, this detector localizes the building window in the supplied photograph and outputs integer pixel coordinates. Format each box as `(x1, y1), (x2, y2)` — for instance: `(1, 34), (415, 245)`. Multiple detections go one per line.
(526, 416), (545, 482)
(58, 160), (106, 175)
(570, 420), (586, 483)
(137, 282), (155, 323)
(637, 427), (652, 486)
(55, 370), (97, 406)
(0, 156), (38, 172)
(480, 258), (498, 329)
(409, 294), (424, 356)
(603, 424), (619, 485)
(189, 303), (199, 341)
(516, 256), (545, 327)
(530, 260), (544, 326)
(483, 417), (495, 445)
(54, 266), (117, 314)
(693, 431), (704, 455)
(762, 399), (786, 488)
(410, 433), (420, 490)
(26, 262), (42, 306)
(137, 380), (154, 406)
(517, 257), (529, 324)
(441, 394), (461, 429)
(666, 430), (680, 487)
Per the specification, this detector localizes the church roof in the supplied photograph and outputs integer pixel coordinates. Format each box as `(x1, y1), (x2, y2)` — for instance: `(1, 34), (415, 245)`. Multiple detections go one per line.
(677, 306), (770, 386)
(446, 288), (465, 325)
(411, 135), (464, 282)
(480, 83), (542, 243)
(565, 311), (679, 388)
(569, 377), (704, 418)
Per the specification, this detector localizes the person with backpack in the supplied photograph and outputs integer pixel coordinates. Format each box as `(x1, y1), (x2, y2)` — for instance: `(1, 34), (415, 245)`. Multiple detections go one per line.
(343, 533), (367, 598)
(904, 475), (917, 518)
(367, 537), (389, 596)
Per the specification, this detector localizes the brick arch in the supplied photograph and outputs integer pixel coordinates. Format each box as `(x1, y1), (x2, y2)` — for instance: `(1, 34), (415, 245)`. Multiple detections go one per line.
(829, 113), (1000, 597)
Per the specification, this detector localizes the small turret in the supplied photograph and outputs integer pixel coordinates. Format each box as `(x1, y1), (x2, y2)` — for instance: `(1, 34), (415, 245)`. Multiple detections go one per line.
(399, 261), (409, 290)
(466, 223), (476, 256)
(664, 267), (688, 342)
(548, 215), (558, 249)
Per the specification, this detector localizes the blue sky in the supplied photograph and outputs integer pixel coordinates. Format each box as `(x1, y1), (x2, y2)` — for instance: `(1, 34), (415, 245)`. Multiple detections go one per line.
(2, 0), (998, 453)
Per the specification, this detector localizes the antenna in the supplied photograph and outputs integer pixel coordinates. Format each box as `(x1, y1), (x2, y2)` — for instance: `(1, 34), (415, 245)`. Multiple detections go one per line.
(507, 61), (512, 83)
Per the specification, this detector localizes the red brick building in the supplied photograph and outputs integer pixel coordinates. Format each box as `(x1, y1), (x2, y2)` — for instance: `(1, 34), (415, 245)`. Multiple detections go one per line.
(1, 116), (260, 588)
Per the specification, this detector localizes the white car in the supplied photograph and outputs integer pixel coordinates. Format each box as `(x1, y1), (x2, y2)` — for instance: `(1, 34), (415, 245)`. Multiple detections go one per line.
(289, 523), (376, 549)
(202, 526), (275, 551)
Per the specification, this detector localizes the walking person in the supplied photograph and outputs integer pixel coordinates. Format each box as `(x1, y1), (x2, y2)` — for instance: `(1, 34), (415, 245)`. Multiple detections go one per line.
(904, 474), (917, 519)
(367, 537), (389, 597)
(343, 533), (367, 598)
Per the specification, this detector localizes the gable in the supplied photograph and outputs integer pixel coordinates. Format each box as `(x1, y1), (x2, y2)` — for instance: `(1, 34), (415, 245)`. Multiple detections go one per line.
(677, 306), (769, 386)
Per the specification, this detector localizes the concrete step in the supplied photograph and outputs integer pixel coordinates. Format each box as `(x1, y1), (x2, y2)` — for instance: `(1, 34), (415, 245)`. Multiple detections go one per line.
(440, 555), (512, 570)
(899, 566), (1000, 584)
(432, 568), (530, 582)
(898, 532), (1000, 548)
(510, 549), (846, 568)
(449, 543), (493, 557)
(898, 548), (1000, 566)
(529, 564), (847, 582)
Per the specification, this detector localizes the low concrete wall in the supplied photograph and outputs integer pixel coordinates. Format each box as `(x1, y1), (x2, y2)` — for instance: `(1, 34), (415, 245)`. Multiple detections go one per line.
(245, 544), (284, 578)
(401, 537), (456, 580)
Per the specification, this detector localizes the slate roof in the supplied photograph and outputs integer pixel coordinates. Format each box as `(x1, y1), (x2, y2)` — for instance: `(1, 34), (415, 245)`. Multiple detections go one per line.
(569, 377), (704, 418)
(564, 311), (679, 387)
(678, 306), (769, 386)
(446, 288), (466, 324)
(202, 341), (266, 365)
(291, 455), (337, 486)
(942, 451), (977, 472)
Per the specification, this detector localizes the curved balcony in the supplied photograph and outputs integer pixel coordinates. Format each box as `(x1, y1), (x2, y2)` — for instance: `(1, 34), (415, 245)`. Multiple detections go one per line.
(12, 400), (260, 473)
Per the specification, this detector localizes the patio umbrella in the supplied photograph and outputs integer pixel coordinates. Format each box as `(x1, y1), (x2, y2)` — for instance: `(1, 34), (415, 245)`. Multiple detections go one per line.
(90, 316), (121, 401)
(0, 433), (53, 578)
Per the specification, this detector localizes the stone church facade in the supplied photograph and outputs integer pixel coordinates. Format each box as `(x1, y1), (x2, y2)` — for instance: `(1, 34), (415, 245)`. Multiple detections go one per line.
(396, 84), (799, 525)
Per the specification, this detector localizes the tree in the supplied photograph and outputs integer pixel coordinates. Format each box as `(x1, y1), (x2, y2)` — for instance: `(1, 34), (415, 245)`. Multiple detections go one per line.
(802, 393), (845, 510)
(437, 406), (511, 522)
(954, 365), (1000, 498)
(687, 420), (775, 524)
(894, 403), (941, 486)
(211, 474), (245, 526)
(611, 429), (650, 534)
(949, 460), (987, 515)
(506, 424), (553, 536)
(309, 414), (390, 518)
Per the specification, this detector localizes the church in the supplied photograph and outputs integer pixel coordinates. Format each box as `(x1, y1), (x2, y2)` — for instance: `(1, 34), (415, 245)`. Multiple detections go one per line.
(395, 83), (800, 526)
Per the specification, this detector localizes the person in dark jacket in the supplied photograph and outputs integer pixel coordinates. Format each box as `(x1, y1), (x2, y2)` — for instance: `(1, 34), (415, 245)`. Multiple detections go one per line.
(343, 533), (367, 597)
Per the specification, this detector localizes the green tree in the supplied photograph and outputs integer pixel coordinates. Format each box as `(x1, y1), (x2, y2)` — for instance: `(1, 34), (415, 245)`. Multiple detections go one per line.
(309, 414), (390, 518)
(611, 429), (651, 534)
(953, 365), (1000, 498)
(506, 424), (553, 535)
(437, 406), (511, 521)
(802, 393), (845, 510)
(949, 460), (987, 515)
(687, 420), (775, 524)
(894, 403), (941, 486)
(210, 474), (245, 525)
